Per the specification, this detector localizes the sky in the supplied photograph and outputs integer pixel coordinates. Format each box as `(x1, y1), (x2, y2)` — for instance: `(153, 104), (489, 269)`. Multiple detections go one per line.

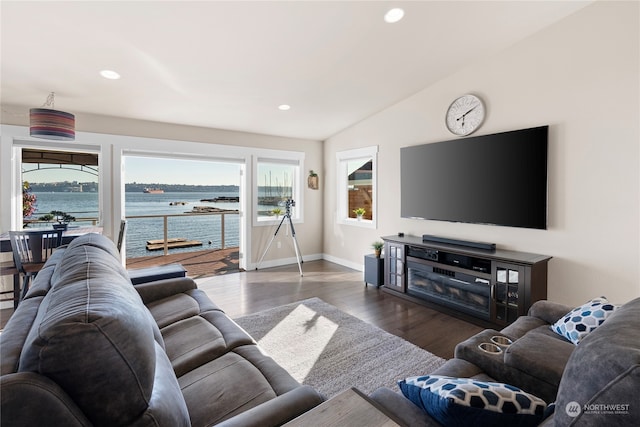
(22, 155), (241, 185)
(22, 154), (293, 187)
(22, 164), (96, 183)
(124, 156), (240, 185)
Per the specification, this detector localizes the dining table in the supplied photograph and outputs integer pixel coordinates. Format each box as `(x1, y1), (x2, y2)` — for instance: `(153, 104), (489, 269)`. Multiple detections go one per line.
(0, 226), (103, 309)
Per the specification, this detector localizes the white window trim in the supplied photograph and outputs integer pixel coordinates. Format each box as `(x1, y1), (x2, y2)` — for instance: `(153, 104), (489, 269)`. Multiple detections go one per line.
(336, 145), (378, 229)
(9, 140), (105, 231)
(252, 153), (304, 227)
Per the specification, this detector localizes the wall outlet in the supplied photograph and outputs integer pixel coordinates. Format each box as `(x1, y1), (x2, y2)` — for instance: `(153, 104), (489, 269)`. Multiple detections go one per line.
(276, 241), (281, 249)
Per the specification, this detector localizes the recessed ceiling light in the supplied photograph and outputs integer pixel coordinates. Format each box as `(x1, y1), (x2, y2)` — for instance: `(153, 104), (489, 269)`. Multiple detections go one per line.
(384, 8), (405, 24)
(100, 70), (121, 80)
(278, 104), (291, 111)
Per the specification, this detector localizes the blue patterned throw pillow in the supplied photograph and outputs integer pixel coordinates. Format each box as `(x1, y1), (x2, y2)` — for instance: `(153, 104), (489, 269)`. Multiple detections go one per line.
(398, 375), (546, 427)
(551, 297), (619, 345)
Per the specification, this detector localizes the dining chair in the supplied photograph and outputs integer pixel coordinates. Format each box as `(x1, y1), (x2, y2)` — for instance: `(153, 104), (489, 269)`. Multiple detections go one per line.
(117, 219), (128, 252)
(9, 229), (63, 302)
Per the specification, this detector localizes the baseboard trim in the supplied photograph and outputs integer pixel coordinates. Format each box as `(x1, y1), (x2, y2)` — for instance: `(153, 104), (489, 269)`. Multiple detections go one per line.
(248, 253), (363, 273)
(321, 254), (363, 272)
(249, 253), (323, 271)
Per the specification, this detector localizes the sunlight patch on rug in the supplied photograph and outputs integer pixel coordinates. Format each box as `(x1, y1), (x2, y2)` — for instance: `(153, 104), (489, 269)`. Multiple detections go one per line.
(255, 304), (338, 382)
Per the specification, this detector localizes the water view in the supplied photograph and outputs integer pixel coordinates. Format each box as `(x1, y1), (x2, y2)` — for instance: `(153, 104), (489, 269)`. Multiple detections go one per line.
(20, 152), (298, 259)
(28, 191), (241, 258)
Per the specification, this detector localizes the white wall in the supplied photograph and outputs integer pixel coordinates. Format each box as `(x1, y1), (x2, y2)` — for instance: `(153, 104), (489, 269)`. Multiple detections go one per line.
(324, 1), (639, 306)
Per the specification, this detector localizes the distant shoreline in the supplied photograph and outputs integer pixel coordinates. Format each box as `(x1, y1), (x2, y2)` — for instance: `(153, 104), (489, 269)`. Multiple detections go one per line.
(30, 183), (287, 193)
(126, 184), (239, 193)
(29, 183), (240, 193)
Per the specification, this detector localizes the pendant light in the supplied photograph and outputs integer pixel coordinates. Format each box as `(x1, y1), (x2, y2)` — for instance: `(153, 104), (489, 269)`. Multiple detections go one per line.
(30, 92), (75, 141)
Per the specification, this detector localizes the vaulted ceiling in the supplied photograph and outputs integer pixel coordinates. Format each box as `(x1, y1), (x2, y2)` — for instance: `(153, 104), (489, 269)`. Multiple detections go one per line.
(1, 1), (590, 140)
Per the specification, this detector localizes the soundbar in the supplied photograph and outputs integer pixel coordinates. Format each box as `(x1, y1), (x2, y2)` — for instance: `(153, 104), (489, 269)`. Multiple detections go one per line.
(422, 235), (496, 251)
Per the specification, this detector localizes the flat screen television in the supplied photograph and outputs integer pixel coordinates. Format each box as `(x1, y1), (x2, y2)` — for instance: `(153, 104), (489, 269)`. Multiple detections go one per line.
(401, 125), (548, 229)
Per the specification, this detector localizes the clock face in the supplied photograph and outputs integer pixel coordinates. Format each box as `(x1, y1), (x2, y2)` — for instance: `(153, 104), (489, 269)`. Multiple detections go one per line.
(445, 94), (485, 136)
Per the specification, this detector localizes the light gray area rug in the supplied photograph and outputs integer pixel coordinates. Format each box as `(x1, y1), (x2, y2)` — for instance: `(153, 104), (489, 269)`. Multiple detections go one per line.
(234, 297), (446, 397)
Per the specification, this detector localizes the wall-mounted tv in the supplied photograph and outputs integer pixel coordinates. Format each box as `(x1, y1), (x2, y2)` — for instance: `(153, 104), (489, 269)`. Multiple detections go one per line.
(401, 125), (548, 229)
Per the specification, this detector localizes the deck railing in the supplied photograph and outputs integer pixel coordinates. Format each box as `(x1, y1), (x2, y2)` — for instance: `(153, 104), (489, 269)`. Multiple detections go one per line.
(125, 211), (239, 256)
(25, 210), (239, 257)
(24, 210), (100, 227)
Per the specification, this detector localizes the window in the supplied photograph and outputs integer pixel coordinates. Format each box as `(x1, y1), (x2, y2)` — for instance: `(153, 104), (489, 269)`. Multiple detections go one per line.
(336, 146), (378, 228)
(254, 157), (302, 224)
(122, 155), (241, 261)
(20, 148), (101, 229)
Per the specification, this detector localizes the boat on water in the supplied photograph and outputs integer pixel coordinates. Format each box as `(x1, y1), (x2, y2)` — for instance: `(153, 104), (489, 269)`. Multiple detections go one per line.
(143, 188), (164, 194)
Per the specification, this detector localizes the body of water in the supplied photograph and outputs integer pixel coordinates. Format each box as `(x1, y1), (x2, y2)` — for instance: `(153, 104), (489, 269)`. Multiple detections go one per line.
(29, 191), (241, 258)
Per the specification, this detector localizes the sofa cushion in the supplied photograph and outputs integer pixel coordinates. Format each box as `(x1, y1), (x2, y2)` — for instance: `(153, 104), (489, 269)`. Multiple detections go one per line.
(500, 315), (548, 340)
(135, 342), (190, 427)
(160, 311), (254, 377)
(0, 297), (45, 375)
(179, 350), (279, 426)
(550, 297), (619, 344)
(431, 358), (495, 382)
(553, 297), (640, 426)
(527, 300), (574, 325)
(212, 386), (325, 427)
(50, 232), (126, 284)
(147, 293), (201, 328)
(0, 372), (92, 426)
(503, 329), (574, 391)
(398, 375), (546, 427)
(179, 345), (303, 427)
(22, 249), (65, 299)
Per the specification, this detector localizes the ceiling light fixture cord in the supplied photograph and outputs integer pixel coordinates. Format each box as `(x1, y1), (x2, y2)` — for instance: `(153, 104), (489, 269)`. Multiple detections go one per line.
(41, 92), (56, 109)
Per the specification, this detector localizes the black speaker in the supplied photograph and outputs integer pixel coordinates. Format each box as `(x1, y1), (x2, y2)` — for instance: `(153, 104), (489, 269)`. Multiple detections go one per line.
(422, 235), (496, 251)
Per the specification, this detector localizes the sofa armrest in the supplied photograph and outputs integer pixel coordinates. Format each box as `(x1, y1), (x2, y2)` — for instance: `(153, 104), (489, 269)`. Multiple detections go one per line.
(369, 387), (441, 427)
(431, 357), (490, 379)
(134, 277), (198, 305)
(527, 300), (573, 324)
(128, 263), (186, 285)
(214, 386), (325, 427)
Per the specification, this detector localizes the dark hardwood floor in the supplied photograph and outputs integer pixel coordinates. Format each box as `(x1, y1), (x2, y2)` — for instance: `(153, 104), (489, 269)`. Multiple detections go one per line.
(0, 259), (483, 359)
(195, 259), (483, 359)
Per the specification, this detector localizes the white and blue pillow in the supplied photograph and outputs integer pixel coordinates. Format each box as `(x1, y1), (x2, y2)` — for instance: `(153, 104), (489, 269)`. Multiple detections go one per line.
(398, 375), (546, 427)
(551, 297), (619, 345)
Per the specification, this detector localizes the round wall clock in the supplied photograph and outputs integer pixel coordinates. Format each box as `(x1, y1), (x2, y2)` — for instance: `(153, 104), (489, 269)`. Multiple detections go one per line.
(445, 94), (485, 136)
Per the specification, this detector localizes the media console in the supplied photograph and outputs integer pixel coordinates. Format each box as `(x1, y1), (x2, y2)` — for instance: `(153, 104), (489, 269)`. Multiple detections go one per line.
(382, 235), (552, 327)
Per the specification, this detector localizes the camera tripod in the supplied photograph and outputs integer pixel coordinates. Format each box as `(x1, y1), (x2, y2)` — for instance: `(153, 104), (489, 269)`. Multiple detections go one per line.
(256, 200), (303, 276)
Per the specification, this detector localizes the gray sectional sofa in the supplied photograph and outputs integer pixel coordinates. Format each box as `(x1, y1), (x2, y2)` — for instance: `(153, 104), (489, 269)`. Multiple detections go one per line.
(370, 297), (640, 426)
(0, 233), (324, 426)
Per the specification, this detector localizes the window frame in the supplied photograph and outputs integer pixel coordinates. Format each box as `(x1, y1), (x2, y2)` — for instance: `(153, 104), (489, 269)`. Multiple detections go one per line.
(336, 145), (378, 229)
(11, 141), (104, 231)
(252, 154), (304, 227)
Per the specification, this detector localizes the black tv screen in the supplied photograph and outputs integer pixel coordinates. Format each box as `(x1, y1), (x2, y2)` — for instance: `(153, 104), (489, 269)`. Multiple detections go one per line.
(401, 125), (548, 229)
